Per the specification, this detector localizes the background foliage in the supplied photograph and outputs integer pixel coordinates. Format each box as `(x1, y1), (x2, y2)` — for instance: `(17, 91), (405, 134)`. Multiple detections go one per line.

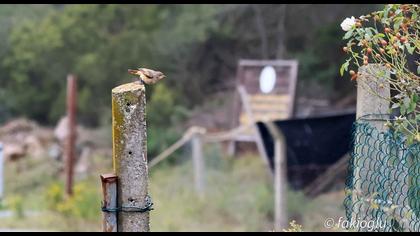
(0, 4), (381, 156)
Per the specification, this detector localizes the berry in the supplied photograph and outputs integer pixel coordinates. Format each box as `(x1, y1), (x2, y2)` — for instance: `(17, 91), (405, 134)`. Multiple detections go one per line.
(380, 40), (388, 46)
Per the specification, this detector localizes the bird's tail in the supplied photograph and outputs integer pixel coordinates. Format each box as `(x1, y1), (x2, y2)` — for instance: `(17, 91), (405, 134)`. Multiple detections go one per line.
(128, 69), (140, 75)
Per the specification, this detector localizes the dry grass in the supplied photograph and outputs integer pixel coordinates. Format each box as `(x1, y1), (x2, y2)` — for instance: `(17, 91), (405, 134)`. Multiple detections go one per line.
(0, 146), (346, 232)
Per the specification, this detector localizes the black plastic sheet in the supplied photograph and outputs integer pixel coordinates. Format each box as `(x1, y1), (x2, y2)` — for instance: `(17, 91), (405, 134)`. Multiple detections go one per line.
(256, 112), (355, 188)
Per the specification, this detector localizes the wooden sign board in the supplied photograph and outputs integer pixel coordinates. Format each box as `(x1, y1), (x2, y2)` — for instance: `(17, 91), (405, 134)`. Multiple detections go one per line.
(232, 59), (299, 129)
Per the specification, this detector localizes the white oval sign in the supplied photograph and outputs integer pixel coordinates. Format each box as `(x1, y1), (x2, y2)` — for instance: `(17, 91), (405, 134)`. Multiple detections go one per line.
(259, 66), (276, 93)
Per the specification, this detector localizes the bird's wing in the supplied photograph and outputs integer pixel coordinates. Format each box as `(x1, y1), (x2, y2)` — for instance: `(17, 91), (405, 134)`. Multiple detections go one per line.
(128, 69), (140, 75)
(138, 68), (154, 78)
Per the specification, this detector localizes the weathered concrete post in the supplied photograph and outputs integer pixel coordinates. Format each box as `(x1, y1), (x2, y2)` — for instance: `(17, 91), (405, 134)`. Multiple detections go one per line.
(265, 121), (287, 231)
(101, 173), (118, 232)
(65, 74), (77, 196)
(352, 65), (390, 227)
(191, 127), (206, 197)
(112, 82), (149, 232)
(356, 65), (390, 128)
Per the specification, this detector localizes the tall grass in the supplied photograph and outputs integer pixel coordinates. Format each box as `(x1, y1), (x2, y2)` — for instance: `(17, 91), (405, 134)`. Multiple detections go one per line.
(1, 144), (345, 231)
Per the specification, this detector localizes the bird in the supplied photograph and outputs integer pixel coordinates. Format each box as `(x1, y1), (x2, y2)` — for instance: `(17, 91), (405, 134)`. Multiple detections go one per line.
(128, 68), (166, 85)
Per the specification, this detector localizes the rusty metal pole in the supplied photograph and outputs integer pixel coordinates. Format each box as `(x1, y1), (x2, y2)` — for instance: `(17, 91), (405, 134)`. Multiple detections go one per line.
(101, 173), (118, 232)
(112, 82), (150, 232)
(65, 74), (77, 196)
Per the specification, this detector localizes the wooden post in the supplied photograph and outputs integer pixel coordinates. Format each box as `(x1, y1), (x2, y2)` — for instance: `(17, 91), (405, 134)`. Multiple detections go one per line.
(112, 82), (149, 232)
(101, 174), (118, 232)
(149, 126), (202, 169)
(237, 85), (270, 169)
(65, 74), (77, 196)
(265, 121), (287, 231)
(191, 129), (205, 197)
(0, 143), (3, 200)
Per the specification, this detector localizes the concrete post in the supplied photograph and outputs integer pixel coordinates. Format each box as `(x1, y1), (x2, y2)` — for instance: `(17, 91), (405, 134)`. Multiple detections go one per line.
(112, 82), (149, 232)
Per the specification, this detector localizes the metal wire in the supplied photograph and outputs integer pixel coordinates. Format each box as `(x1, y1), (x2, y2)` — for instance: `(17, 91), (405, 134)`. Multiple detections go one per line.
(344, 114), (420, 232)
(102, 195), (154, 213)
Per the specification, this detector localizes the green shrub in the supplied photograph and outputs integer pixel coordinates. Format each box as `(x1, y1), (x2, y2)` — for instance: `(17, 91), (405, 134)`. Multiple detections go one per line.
(5, 195), (25, 219)
(45, 181), (100, 220)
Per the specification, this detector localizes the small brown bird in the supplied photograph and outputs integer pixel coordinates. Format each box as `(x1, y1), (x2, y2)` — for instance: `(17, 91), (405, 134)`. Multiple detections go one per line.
(128, 68), (166, 85)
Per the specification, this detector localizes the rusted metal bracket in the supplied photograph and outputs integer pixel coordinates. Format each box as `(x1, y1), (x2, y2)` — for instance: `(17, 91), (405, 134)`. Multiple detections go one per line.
(101, 173), (118, 232)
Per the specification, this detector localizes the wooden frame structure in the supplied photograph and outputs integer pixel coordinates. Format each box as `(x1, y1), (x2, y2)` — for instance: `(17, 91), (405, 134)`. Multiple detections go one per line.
(228, 59), (298, 166)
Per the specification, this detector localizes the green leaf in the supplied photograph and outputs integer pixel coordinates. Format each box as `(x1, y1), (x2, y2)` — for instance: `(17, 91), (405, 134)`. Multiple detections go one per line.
(393, 16), (404, 31)
(408, 101), (416, 113)
(407, 135), (414, 146)
(412, 11), (418, 21)
(374, 33), (385, 38)
(413, 93), (419, 104)
(340, 59), (350, 76)
(405, 43), (415, 54)
(365, 28), (374, 38)
(401, 105), (406, 115)
(343, 29), (354, 40)
(417, 66), (420, 75)
(404, 96), (411, 107)
(408, 94), (419, 113)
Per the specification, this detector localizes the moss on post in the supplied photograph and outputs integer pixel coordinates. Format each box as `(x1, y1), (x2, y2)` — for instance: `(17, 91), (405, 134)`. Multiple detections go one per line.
(112, 82), (149, 232)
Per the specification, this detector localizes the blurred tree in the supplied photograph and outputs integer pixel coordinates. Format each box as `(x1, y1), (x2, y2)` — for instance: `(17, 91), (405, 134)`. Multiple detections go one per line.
(0, 4), (224, 126)
(0, 4), (382, 128)
(0, 4), (54, 123)
(0, 4), (387, 160)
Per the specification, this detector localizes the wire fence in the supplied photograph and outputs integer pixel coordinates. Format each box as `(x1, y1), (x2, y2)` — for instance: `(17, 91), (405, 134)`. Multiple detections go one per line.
(344, 114), (420, 232)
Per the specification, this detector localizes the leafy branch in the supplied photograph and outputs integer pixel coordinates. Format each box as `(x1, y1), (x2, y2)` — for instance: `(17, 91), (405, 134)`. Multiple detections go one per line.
(340, 4), (420, 145)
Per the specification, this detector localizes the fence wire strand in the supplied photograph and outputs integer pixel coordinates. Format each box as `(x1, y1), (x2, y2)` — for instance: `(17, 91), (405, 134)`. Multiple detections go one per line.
(344, 114), (420, 232)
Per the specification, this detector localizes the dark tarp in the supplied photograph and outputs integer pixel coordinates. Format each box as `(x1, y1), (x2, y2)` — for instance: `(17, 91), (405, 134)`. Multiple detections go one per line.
(256, 112), (355, 189)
